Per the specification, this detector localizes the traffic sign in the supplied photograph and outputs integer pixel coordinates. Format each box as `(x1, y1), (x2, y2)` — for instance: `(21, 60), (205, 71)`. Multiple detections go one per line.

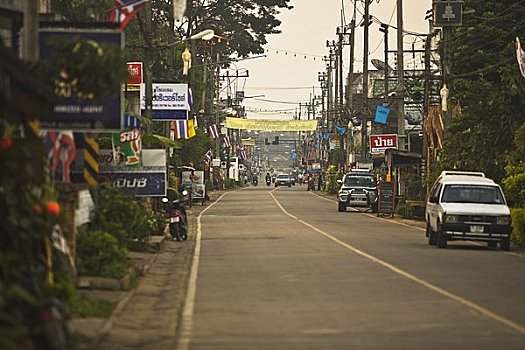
(433, 1), (463, 27)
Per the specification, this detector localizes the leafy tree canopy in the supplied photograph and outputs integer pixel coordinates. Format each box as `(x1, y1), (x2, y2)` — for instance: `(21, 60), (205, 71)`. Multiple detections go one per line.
(438, 0), (525, 182)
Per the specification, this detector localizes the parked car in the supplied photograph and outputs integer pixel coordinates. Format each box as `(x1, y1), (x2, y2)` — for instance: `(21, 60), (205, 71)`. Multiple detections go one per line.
(337, 170), (378, 212)
(425, 171), (511, 250)
(274, 173), (292, 187)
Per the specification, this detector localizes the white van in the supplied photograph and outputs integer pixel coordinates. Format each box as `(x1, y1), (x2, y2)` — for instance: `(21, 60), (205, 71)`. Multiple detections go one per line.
(425, 171), (511, 250)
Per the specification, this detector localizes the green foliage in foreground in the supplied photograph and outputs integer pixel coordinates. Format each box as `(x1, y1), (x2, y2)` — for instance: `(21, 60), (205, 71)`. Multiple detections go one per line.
(76, 230), (131, 279)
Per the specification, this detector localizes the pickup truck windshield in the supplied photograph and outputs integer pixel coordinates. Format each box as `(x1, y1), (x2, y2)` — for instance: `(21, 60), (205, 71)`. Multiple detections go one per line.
(441, 185), (505, 204)
(344, 175), (375, 187)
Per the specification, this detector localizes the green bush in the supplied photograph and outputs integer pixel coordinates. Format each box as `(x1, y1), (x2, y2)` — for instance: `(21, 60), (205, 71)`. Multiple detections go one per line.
(223, 179), (237, 189)
(76, 230), (131, 279)
(510, 208), (525, 247)
(325, 165), (342, 194)
(91, 185), (157, 246)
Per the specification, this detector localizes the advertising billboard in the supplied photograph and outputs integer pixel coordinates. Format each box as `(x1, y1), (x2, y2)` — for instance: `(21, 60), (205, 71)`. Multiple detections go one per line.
(38, 28), (123, 131)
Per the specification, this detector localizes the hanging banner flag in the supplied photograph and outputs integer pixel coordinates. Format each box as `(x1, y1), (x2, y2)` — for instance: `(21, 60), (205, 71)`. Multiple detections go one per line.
(375, 105), (390, 124)
(109, 0), (148, 31)
(223, 136), (231, 148)
(225, 117), (318, 131)
(209, 124), (219, 139)
(47, 131), (77, 183)
(111, 128), (141, 166)
(172, 119), (196, 139)
(516, 37), (525, 78)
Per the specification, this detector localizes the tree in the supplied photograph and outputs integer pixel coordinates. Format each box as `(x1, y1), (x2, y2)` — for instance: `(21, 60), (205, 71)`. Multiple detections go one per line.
(436, 0), (525, 182)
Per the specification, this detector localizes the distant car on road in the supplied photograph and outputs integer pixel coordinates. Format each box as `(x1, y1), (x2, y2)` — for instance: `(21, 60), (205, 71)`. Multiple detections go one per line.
(425, 171), (511, 250)
(275, 173), (292, 187)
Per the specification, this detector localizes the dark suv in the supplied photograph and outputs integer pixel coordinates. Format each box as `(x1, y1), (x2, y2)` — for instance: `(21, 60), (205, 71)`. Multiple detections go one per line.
(337, 170), (378, 212)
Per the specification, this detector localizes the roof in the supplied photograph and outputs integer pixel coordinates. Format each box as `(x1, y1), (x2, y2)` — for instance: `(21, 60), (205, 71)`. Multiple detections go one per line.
(439, 175), (496, 186)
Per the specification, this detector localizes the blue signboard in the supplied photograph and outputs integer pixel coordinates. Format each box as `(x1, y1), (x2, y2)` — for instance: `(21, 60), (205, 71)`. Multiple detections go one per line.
(375, 105), (390, 124)
(97, 172), (166, 197)
(39, 29), (123, 132)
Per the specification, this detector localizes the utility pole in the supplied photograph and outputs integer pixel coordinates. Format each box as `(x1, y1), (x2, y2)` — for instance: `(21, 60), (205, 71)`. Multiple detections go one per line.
(397, 0), (406, 151)
(361, 0), (370, 160)
(379, 24), (389, 102)
(144, 2), (153, 137)
(23, 0), (38, 62)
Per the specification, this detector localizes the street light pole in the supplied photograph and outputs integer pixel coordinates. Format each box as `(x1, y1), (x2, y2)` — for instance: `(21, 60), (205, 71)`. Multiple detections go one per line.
(397, 0), (406, 151)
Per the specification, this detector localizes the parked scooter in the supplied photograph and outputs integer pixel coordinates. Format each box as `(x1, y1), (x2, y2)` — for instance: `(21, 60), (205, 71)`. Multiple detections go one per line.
(252, 176), (258, 186)
(162, 196), (188, 241)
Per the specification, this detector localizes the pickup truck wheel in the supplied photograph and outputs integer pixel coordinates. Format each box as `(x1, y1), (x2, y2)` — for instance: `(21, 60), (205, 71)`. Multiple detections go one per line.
(500, 237), (510, 251)
(436, 224), (447, 248)
(288, 184), (291, 187)
(338, 202), (346, 212)
(487, 241), (497, 248)
(427, 223), (437, 246)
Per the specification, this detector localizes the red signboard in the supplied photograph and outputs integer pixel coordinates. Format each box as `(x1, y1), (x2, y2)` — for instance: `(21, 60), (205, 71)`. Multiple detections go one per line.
(127, 62), (143, 85)
(370, 134), (398, 153)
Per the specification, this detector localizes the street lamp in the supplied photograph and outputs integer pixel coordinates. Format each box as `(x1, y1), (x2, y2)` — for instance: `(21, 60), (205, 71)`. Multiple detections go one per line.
(164, 29), (215, 48)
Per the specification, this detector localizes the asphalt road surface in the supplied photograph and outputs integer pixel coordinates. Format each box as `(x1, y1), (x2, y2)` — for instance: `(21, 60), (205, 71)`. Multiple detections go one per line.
(176, 186), (525, 350)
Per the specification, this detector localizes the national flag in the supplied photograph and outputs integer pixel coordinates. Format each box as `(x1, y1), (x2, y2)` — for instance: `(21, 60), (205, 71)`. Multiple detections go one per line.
(123, 114), (141, 129)
(240, 150), (247, 160)
(209, 124), (219, 139)
(109, 0), (148, 31)
(223, 136), (231, 148)
(516, 37), (525, 78)
(172, 119), (196, 139)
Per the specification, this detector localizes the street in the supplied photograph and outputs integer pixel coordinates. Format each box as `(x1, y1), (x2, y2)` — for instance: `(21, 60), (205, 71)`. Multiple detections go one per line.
(177, 186), (525, 350)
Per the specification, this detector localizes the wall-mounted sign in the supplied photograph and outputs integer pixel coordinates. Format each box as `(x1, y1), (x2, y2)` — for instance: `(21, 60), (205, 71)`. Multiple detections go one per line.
(433, 1), (463, 27)
(98, 172), (166, 197)
(127, 62), (143, 85)
(140, 83), (190, 120)
(39, 28), (123, 132)
(370, 134), (398, 153)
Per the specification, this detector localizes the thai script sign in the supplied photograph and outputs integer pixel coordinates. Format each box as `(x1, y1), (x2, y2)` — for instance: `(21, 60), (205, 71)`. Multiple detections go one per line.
(98, 172), (166, 197)
(370, 134), (398, 153)
(140, 83), (190, 120)
(111, 128), (142, 167)
(225, 117), (318, 131)
(39, 28), (123, 132)
(127, 62), (143, 85)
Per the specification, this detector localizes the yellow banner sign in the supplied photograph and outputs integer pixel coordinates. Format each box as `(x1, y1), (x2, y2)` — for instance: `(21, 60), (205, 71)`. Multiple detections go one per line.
(225, 117), (318, 131)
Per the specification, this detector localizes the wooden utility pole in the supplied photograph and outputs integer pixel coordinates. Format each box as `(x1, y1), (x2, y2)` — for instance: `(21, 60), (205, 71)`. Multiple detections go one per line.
(397, 0), (406, 150)
(23, 0), (39, 62)
(361, 0), (370, 160)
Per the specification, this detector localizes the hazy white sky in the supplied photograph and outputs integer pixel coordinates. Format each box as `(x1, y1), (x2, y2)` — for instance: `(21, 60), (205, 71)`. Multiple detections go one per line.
(234, 0), (432, 119)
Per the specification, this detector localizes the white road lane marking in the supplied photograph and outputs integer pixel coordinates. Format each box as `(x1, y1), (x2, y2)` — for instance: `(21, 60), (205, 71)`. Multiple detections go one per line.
(270, 191), (525, 337)
(310, 191), (525, 258)
(177, 192), (230, 350)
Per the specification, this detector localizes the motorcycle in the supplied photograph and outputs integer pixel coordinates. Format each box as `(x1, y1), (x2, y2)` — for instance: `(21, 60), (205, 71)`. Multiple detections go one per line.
(265, 177), (271, 186)
(162, 196), (188, 241)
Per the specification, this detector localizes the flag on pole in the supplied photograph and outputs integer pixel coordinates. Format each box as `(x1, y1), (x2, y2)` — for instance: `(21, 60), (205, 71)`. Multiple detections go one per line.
(109, 0), (148, 31)
(209, 124), (219, 139)
(223, 136), (231, 148)
(172, 119), (196, 139)
(516, 37), (525, 78)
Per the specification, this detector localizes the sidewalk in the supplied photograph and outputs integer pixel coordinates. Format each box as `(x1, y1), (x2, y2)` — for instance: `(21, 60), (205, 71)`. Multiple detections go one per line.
(70, 190), (227, 350)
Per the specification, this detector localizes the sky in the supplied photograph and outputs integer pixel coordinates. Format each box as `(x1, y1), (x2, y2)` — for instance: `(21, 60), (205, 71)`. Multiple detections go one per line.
(234, 0), (432, 120)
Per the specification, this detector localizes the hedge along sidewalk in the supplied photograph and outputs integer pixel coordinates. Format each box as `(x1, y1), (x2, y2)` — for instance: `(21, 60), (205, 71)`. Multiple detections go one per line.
(71, 189), (230, 349)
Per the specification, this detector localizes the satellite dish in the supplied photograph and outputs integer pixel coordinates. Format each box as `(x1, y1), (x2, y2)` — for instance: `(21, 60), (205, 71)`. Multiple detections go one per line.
(371, 59), (393, 73)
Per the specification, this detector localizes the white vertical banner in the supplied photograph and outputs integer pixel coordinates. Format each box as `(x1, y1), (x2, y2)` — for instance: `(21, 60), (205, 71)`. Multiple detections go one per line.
(516, 37), (525, 78)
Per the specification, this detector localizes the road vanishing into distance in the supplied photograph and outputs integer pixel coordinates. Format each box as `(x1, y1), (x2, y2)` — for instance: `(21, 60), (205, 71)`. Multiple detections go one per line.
(176, 185), (525, 350)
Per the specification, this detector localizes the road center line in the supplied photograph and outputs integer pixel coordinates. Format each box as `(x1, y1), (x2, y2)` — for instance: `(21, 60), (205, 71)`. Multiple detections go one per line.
(177, 191), (230, 350)
(270, 191), (525, 337)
